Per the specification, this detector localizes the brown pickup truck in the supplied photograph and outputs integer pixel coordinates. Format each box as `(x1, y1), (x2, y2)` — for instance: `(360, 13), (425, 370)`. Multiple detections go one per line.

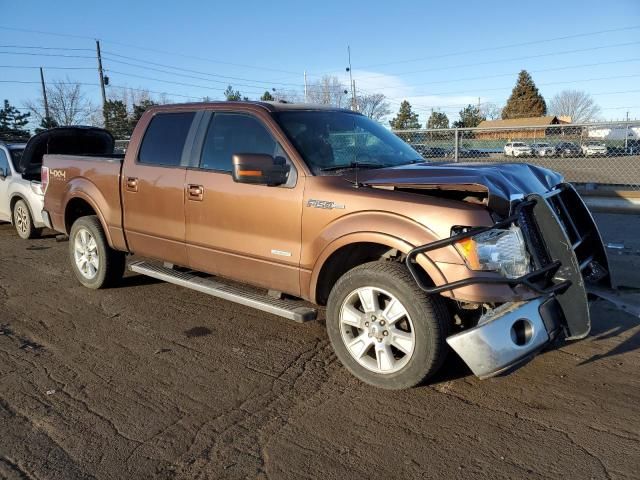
(38, 101), (610, 389)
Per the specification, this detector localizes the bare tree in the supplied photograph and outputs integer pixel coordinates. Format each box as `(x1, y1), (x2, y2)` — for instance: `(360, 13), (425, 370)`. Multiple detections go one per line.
(271, 88), (302, 103)
(306, 75), (349, 108)
(356, 93), (391, 121)
(549, 90), (601, 123)
(25, 78), (98, 126)
(481, 102), (502, 120)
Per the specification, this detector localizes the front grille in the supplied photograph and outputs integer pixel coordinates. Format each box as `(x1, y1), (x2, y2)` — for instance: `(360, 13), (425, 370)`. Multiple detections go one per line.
(517, 202), (551, 269)
(538, 186), (609, 284)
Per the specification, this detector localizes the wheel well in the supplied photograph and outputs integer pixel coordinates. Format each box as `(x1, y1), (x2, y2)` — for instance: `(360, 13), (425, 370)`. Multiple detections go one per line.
(65, 198), (97, 233)
(315, 242), (400, 305)
(9, 195), (31, 222)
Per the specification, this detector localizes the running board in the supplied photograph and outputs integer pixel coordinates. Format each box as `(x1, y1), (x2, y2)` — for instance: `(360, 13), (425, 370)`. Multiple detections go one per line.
(128, 261), (317, 323)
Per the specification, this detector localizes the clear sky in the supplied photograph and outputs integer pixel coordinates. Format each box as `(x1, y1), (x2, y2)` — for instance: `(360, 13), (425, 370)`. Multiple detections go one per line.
(1, 0), (639, 128)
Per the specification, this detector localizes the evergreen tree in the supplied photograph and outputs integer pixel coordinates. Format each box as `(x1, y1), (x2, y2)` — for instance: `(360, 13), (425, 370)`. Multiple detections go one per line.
(129, 99), (157, 130)
(452, 104), (485, 128)
(0, 100), (31, 140)
(389, 101), (421, 130)
(502, 70), (547, 119)
(426, 111), (449, 129)
(103, 100), (131, 139)
(35, 116), (59, 134)
(260, 91), (275, 101)
(224, 85), (242, 101)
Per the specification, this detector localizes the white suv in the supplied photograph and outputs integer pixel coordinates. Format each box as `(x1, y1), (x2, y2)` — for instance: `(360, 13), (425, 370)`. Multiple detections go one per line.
(581, 141), (607, 157)
(0, 142), (46, 239)
(504, 142), (532, 157)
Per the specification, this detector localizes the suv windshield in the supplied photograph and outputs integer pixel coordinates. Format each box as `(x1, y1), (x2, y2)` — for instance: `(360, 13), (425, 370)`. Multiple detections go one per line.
(274, 111), (422, 174)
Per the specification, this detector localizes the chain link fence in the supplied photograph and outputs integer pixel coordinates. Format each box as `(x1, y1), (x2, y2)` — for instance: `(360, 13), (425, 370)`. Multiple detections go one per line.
(394, 121), (640, 190)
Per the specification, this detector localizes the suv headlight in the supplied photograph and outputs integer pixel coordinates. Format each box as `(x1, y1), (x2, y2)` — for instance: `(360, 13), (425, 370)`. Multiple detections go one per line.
(454, 225), (531, 278)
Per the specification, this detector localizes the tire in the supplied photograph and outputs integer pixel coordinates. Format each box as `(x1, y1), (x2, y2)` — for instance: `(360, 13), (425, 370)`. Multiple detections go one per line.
(326, 261), (450, 390)
(13, 199), (42, 240)
(69, 215), (125, 289)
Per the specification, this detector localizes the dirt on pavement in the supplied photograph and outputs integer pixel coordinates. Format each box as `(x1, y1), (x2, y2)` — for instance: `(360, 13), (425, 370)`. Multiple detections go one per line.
(0, 221), (639, 480)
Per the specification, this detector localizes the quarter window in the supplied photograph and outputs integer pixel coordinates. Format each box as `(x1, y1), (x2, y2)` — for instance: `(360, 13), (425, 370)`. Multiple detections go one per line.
(200, 113), (279, 172)
(0, 149), (10, 176)
(138, 112), (195, 166)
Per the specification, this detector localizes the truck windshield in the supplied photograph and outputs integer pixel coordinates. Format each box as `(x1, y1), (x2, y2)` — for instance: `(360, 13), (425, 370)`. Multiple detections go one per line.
(274, 111), (423, 174)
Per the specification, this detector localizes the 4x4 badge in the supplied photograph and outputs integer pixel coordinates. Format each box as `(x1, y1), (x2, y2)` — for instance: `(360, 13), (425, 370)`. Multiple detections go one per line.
(307, 199), (345, 210)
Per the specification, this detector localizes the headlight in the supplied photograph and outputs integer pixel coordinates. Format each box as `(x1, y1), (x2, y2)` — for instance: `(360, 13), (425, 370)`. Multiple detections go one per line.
(454, 225), (531, 278)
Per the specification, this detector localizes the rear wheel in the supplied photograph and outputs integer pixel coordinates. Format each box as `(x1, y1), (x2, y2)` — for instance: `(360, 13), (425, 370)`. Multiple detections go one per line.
(69, 215), (125, 289)
(13, 199), (41, 240)
(326, 261), (449, 390)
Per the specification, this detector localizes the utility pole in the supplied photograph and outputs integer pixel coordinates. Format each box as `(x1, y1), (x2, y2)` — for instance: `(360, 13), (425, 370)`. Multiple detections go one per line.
(96, 40), (107, 110)
(39, 67), (50, 121)
(347, 46), (356, 111)
(625, 111), (630, 151)
(352, 79), (357, 111)
(304, 70), (308, 103)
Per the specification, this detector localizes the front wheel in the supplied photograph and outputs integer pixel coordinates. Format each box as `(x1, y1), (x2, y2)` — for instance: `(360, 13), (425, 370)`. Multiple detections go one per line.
(69, 216), (125, 289)
(326, 261), (450, 390)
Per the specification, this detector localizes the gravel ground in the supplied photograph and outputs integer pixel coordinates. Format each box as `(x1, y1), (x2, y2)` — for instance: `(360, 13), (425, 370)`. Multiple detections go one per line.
(0, 218), (638, 480)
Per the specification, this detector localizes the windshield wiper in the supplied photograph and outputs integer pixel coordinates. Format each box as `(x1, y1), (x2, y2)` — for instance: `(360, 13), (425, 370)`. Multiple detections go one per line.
(320, 162), (387, 172)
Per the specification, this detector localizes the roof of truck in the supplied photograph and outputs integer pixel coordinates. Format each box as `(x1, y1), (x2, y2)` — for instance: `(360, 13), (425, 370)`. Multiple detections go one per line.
(148, 101), (359, 114)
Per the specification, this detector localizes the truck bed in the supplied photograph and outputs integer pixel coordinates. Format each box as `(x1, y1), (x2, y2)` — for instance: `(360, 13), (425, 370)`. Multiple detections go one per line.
(43, 154), (125, 245)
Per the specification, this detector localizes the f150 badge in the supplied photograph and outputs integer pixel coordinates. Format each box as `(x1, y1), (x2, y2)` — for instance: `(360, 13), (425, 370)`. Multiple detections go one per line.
(307, 199), (345, 210)
(50, 169), (66, 181)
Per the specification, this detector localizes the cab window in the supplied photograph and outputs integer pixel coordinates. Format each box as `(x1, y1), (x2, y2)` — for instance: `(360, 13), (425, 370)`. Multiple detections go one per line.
(138, 112), (195, 166)
(200, 113), (283, 172)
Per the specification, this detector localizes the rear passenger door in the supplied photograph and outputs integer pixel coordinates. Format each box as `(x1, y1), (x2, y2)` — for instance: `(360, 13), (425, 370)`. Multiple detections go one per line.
(122, 111), (197, 266)
(184, 112), (304, 295)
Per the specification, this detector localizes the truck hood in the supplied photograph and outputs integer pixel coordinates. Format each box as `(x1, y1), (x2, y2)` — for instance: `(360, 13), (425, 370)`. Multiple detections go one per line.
(349, 162), (564, 215)
(18, 126), (114, 175)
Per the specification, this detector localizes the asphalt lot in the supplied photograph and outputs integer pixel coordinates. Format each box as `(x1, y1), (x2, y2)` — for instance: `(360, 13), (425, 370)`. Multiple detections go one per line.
(0, 216), (639, 480)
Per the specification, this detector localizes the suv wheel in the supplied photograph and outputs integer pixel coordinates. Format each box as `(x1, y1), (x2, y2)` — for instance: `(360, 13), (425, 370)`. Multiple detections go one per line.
(13, 199), (41, 240)
(69, 215), (125, 289)
(326, 261), (449, 390)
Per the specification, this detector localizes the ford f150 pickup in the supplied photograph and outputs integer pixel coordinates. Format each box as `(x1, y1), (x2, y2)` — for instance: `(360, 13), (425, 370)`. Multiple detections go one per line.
(38, 102), (610, 389)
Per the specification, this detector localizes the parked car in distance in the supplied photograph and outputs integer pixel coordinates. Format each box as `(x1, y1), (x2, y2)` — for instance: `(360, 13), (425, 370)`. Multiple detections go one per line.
(554, 142), (581, 158)
(0, 141), (46, 239)
(419, 146), (449, 158)
(530, 142), (554, 157)
(503, 142), (532, 157)
(40, 102), (610, 390)
(581, 141), (607, 157)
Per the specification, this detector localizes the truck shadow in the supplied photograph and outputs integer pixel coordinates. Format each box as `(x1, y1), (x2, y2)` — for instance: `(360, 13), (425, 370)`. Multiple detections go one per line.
(577, 295), (640, 366)
(114, 273), (163, 289)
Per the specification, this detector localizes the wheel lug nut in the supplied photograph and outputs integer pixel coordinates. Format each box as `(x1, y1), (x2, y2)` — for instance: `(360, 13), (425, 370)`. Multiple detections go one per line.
(365, 322), (369, 327)
(371, 315), (376, 321)
(379, 320), (386, 326)
(383, 331), (389, 336)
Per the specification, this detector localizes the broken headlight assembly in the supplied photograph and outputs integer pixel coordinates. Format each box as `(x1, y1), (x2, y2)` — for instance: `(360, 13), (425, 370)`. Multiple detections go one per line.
(453, 225), (531, 279)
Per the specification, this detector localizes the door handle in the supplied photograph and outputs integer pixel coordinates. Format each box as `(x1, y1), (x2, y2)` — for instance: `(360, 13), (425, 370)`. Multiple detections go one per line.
(126, 177), (138, 192)
(187, 184), (204, 201)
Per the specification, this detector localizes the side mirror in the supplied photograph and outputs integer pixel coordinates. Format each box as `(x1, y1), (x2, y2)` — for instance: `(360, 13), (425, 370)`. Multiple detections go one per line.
(0, 168), (6, 180)
(232, 154), (289, 186)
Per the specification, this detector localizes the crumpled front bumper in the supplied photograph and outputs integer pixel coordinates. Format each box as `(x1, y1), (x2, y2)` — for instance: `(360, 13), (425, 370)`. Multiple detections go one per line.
(446, 297), (561, 378)
(407, 184), (610, 379)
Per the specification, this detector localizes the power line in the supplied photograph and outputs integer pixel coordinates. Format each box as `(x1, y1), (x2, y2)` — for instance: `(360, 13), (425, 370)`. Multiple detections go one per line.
(0, 65), (95, 70)
(101, 54), (304, 88)
(0, 25), (302, 76)
(374, 57), (640, 91)
(0, 44), (93, 51)
(355, 41), (640, 80)
(0, 50), (95, 59)
(359, 25), (640, 69)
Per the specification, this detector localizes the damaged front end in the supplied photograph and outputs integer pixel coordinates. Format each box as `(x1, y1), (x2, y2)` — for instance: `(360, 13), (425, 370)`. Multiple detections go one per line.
(406, 183), (610, 378)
